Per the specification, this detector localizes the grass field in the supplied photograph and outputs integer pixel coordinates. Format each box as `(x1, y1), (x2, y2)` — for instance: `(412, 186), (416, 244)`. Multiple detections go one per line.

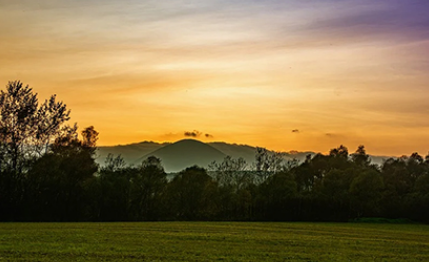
(0, 222), (428, 261)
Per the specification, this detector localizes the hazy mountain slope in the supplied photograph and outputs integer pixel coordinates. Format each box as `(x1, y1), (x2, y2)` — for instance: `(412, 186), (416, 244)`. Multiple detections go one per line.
(96, 141), (167, 166)
(97, 140), (390, 169)
(369, 155), (390, 166)
(208, 143), (315, 164)
(137, 139), (226, 172)
(208, 142), (257, 165)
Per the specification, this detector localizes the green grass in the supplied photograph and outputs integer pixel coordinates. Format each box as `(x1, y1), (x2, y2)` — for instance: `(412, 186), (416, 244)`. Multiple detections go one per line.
(350, 217), (415, 224)
(0, 222), (428, 261)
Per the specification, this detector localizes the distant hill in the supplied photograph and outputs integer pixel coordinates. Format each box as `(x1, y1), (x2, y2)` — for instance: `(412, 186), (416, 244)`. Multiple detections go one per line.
(96, 141), (167, 165)
(208, 142), (258, 165)
(208, 142), (318, 165)
(96, 140), (390, 171)
(369, 155), (390, 166)
(136, 139), (226, 172)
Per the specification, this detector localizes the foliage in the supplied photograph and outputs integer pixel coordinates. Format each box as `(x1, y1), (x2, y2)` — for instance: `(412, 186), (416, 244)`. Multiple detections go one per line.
(25, 126), (98, 221)
(166, 166), (218, 220)
(129, 156), (167, 220)
(0, 81), (73, 221)
(0, 81), (70, 174)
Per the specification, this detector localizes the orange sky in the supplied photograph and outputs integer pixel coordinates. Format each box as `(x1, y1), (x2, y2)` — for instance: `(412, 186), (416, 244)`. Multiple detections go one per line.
(1, 1), (429, 156)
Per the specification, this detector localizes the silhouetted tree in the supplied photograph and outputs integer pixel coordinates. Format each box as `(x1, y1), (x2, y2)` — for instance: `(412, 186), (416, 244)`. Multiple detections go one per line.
(129, 156), (167, 221)
(256, 171), (297, 220)
(0, 81), (70, 220)
(209, 156), (251, 190)
(319, 169), (354, 220)
(349, 169), (384, 218)
(351, 145), (370, 167)
(166, 166), (218, 220)
(291, 155), (318, 193)
(26, 126), (98, 221)
(329, 145), (349, 158)
(0, 81), (70, 174)
(96, 154), (134, 221)
(255, 147), (289, 182)
(209, 156), (256, 220)
(413, 173), (429, 222)
(328, 145), (350, 170)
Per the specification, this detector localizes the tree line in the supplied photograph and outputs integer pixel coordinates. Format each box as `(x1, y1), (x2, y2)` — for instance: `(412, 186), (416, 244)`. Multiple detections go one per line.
(1, 81), (429, 222)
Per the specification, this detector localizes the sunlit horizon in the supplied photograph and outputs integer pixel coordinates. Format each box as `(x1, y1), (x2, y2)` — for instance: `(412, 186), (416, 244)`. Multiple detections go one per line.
(1, 0), (429, 157)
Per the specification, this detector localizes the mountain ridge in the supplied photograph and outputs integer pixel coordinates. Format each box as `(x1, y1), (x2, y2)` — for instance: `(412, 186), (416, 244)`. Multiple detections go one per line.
(135, 139), (226, 172)
(96, 139), (390, 171)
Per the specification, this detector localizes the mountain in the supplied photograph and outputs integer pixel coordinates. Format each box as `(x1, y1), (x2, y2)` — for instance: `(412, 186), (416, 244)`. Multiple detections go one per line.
(368, 155), (390, 166)
(96, 141), (166, 165)
(96, 140), (390, 171)
(208, 142), (258, 165)
(136, 139), (226, 173)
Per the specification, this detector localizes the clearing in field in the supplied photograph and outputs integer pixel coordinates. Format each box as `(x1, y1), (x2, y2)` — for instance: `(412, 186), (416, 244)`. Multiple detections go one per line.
(0, 222), (428, 261)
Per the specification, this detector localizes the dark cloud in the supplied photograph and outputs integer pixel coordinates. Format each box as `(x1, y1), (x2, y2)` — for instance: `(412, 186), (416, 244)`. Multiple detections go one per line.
(183, 130), (214, 138)
(292, 129), (300, 133)
(184, 130), (202, 138)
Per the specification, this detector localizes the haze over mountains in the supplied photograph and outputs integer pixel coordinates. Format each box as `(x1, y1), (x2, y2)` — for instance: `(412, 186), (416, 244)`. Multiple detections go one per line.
(138, 139), (225, 173)
(96, 139), (389, 173)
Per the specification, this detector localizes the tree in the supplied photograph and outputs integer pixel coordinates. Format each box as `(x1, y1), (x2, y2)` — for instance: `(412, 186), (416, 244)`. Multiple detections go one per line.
(349, 169), (384, 217)
(256, 171), (297, 220)
(166, 166), (218, 220)
(351, 145), (370, 167)
(0, 81), (71, 220)
(413, 174), (429, 222)
(255, 147), (288, 182)
(96, 154), (133, 221)
(103, 153), (127, 173)
(328, 145), (350, 170)
(0, 81), (70, 174)
(129, 156), (167, 221)
(26, 126), (98, 221)
(209, 156), (250, 190)
(329, 145), (349, 158)
(292, 155), (318, 193)
(319, 169), (353, 221)
(209, 156), (255, 220)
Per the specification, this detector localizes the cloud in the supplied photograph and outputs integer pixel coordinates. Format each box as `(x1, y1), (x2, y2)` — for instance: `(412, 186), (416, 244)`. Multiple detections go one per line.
(325, 133), (347, 139)
(183, 130), (214, 138)
(292, 129), (300, 133)
(184, 130), (202, 137)
(298, 1), (429, 45)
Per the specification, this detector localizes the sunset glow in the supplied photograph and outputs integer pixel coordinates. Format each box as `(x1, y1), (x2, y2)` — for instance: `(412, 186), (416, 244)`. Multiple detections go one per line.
(1, 0), (429, 156)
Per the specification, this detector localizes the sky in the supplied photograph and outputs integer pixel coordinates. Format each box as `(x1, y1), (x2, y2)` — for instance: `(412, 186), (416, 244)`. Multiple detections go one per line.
(1, 0), (429, 156)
